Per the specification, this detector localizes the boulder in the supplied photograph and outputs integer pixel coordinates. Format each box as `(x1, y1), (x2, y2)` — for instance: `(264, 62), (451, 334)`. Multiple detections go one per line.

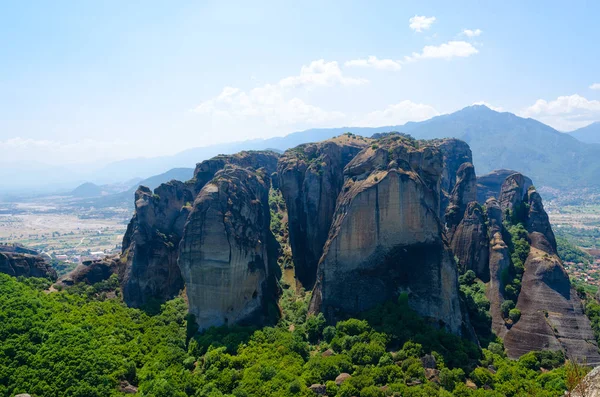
(178, 166), (278, 330)
(308, 384), (326, 394)
(277, 135), (370, 287)
(335, 373), (351, 385)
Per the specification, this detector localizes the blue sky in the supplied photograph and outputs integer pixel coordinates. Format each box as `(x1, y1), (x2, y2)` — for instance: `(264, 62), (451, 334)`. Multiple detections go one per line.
(1, 0), (599, 165)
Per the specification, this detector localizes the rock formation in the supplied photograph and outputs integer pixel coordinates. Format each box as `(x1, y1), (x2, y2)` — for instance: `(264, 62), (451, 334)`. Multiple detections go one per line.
(449, 202), (489, 281)
(178, 166), (278, 329)
(0, 252), (57, 280)
(309, 135), (466, 335)
(277, 135), (371, 287)
(120, 150), (279, 308)
(434, 139), (473, 223)
(501, 186), (600, 365)
(476, 169), (532, 204)
(445, 162), (477, 237)
(58, 255), (120, 286)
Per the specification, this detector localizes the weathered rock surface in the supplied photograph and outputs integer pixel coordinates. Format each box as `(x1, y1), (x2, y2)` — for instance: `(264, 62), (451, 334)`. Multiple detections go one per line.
(58, 255), (120, 286)
(120, 150), (279, 308)
(445, 162), (477, 237)
(179, 166), (278, 330)
(573, 365), (600, 397)
(498, 173), (532, 216)
(484, 198), (511, 338)
(277, 135), (370, 287)
(120, 181), (194, 307)
(450, 202), (489, 281)
(501, 187), (600, 364)
(0, 252), (57, 280)
(433, 139), (473, 222)
(309, 136), (465, 335)
(477, 169), (532, 204)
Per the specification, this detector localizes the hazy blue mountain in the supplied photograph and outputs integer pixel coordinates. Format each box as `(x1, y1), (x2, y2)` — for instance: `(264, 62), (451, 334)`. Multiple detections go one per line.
(71, 182), (104, 198)
(570, 122), (600, 144)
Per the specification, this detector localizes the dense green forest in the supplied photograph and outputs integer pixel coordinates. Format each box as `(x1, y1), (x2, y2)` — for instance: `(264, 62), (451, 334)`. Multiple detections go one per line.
(0, 273), (590, 397)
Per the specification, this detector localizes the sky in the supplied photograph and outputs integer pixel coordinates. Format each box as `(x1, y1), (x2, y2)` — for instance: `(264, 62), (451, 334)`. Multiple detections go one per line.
(1, 0), (600, 166)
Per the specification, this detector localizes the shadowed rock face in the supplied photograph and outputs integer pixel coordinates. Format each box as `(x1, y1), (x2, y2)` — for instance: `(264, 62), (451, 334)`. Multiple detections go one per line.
(434, 139), (473, 223)
(450, 202), (489, 281)
(120, 150), (279, 308)
(498, 173), (532, 216)
(277, 136), (370, 288)
(179, 166), (277, 330)
(0, 252), (57, 280)
(445, 163), (477, 238)
(120, 181), (195, 307)
(309, 136), (465, 335)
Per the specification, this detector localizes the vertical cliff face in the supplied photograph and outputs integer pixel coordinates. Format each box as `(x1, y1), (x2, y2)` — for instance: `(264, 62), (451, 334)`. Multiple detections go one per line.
(445, 162), (477, 238)
(450, 202), (489, 281)
(120, 181), (195, 307)
(309, 136), (466, 335)
(476, 169), (533, 204)
(120, 151), (279, 308)
(434, 139), (473, 223)
(277, 135), (371, 288)
(485, 179), (600, 364)
(178, 166), (277, 330)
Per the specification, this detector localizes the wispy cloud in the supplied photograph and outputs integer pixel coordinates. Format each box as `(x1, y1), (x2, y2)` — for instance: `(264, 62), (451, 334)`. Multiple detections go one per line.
(405, 41), (478, 62)
(409, 15), (436, 32)
(359, 100), (440, 126)
(345, 56), (402, 71)
(462, 29), (482, 37)
(590, 83), (600, 90)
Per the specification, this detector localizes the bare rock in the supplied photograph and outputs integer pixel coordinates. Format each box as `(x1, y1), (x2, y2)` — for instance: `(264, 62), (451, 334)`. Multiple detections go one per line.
(179, 166), (278, 330)
(58, 255), (119, 286)
(421, 354), (437, 369)
(309, 384), (326, 395)
(476, 169), (532, 204)
(277, 135), (370, 287)
(450, 202), (489, 281)
(445, 163), (477, 237)
(572, 365), (600, 397)
(0, 252), (57, 280)
(335, 373), (351, 385)
(498, 173), (531, 218)
(309, 137), (466, 336)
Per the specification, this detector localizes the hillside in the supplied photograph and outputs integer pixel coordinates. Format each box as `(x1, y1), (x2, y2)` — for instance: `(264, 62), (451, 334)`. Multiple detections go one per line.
(571, 122), (600, 144)
(70, 182), (104, 198)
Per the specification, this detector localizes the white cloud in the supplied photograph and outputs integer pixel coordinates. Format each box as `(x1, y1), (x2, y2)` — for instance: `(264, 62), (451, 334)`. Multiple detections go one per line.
(462, 29), (482, 37)
(472, 101), (504, 112)
(359, 100), (440, 126)
(194, 60), (362, 129)
(590, 83), (600, 90)
(409, 15), (436, 32)
(278, 59), (367, 88)
(344, 56), (402, 71)
(405, 41), (478, 62)
(521, 94), (600, 131)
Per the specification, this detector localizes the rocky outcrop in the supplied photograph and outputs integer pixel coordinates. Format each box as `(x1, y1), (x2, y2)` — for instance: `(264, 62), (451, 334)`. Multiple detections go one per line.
(0, 252), (57, 280)
(450, 202), (489, 281)
(476, 169), (533, 204)
(179, 166), (277, 330)
(526, 188), (557, 252)
(433, 139), (473, 222)
(503, 231), (600, 365)
(573, 365), (600, 397)
(58, 255), (120, 286)
(445, 162), (477, 236)
(120, 150), (279, 308)
(484, 198), (512, 338)
(120, 181), (194, 307)
(498, 173), (532, 217)
(277, 135), (370, 287)
(309, 136), (466, 335)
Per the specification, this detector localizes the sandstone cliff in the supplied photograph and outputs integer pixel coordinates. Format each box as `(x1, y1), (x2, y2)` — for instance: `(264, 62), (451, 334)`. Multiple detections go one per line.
(178, 166), (278, 329)
(0, 252), (57, 280)
(476, 169), (533, 204)
(277, 135), (371, 288)
(309, 135), (466, 335)
(450, 202), (489, 281)
(434, 139), (473, 223)
(445, 162), (477, 238)
(120, 151), (279, 308)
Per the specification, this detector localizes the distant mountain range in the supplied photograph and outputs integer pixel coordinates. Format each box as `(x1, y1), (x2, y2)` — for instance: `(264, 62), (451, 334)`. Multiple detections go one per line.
(570, 121), (600, 144)
(4, 106), (600, 196)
